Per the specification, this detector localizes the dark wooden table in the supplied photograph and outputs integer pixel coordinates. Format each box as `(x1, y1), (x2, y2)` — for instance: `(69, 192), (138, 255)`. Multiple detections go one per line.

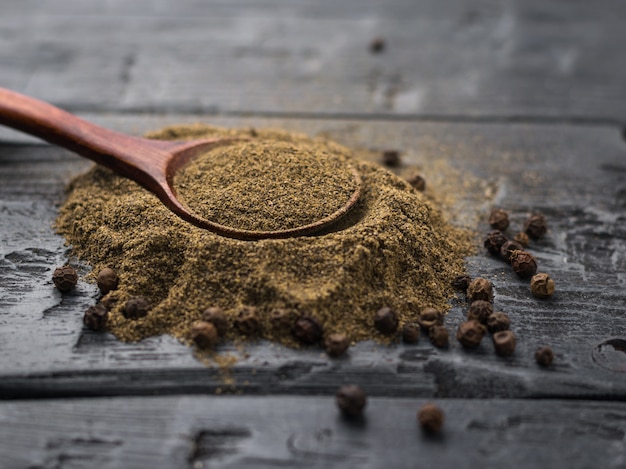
(1, 1), (625, 467)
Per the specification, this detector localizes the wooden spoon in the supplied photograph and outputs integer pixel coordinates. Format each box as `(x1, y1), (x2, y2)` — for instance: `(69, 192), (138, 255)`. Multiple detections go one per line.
(0, 87), (361, 240)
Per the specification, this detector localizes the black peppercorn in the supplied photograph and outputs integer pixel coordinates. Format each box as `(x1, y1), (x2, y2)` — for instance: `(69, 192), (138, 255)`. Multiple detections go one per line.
(484, 230), (508, 256)
(270, 308), (296, 332)
(467, 300), (493, 324)
(123, 296), (151, 319)
(466, 278), (494, 303)
(489, 208), (510, 232)
(52, 265), (78, 292)
(402, 322), (420, 344)
(429, 325), (449, 348)
(83, 303), (108, 331)
(418, 403), (444, 434)
(510, 250), (538, 279)
(417, 307), (443, 331)
(524, 213), (547, 239)
(336, 384), (367, 418)
(374, 306), (398, 334)
(452, 274), (471, 292)
(96, 267), (118, 295)
(535, 346), (554, 367)
(325, 333), (350, 357)
(381, 150), (401, 167)
(530, 273), (555, 299)
(456, 320), (487, 348)
(513, 231), (530, 248)
(235, 306), (261, 336)
(493, 330), (516, 356)
(369, 37), (386, 54)
(487, 312), (511, 334)
(405, 172), (426, 191)
(201, 306), (229, 335)
(500, 240), (524, 263)
(190, 321), (219, 349)
(293, 315), (323, 344)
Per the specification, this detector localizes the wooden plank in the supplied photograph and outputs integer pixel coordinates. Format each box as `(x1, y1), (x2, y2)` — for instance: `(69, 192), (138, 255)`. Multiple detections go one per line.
(2, 1), (626, 120)
(1, 116), (625, 399)
(0, 395), (624, 469)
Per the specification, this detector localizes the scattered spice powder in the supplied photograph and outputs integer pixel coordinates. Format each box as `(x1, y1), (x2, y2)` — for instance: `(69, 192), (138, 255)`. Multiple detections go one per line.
(56, 124), (474, 348)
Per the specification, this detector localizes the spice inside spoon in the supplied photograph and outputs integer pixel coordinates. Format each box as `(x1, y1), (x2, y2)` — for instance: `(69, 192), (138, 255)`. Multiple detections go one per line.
(0, 87), (361, 240)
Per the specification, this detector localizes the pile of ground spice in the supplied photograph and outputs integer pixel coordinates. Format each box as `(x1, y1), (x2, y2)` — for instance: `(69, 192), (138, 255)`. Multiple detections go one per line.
(56, 124), (474, 348)
(175, 139), (358, 232)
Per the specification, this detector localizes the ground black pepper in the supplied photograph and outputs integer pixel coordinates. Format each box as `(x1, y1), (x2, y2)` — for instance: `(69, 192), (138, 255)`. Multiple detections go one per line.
(56, 124), (474, 348)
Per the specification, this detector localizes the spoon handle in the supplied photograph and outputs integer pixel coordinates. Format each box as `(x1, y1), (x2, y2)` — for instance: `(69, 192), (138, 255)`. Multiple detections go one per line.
(0, 87), (169, 180)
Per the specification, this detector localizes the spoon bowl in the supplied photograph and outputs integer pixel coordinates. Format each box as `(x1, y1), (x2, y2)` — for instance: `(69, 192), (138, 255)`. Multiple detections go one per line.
(0, 87), (361, 240)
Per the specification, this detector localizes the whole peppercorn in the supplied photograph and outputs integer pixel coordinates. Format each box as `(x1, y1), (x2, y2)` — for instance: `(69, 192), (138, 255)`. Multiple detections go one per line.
(417, 307), (443, 331)
(493, 330), (516, 356)
(381, 150), (401, 167)
(489, 208), (510, 232)
(99, 292), (119, 311)
(513, 231), (530, 248)
(52, 265), (78, 292)
(402, 323), (420, 344)
(466, 277), (494, 303)
(524, 213), (548, 239)
(201, 306), (229, 335)
(418, 403), (444, 434)
(293, 315), (323, 344)
(530, 273), (555, 299)
(451, 274), (471, 292)
(535, 346), (554, 367)
(510, 250), (538, 279)
(500, 240), (524, 263)
(83, 303), (108, 331)
(405, 172), (426, 191)
(456, 320), (487, 348)
(190, 321), (218, 349)
(325, 333), (350, 357)
(484, 231), (508, 256)
(336, 384), (367, 418)
(235, 306), (261, 336)
(487, 312), (511, 334)
(467, 300), (493, 324)
(429, 325), (449, 348)
(374, 306), (398, 334)
(270, 308), (294, 330)
(123, 296), (151, 319)
(96, 267), (118, 295)
(369, 36), (386, 54)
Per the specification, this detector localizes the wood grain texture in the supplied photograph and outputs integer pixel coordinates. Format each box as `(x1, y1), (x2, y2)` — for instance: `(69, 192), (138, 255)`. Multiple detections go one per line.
(1, 0), (626, 121)
(0, 395), (624, 469)
(1, 116), (625, 399)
